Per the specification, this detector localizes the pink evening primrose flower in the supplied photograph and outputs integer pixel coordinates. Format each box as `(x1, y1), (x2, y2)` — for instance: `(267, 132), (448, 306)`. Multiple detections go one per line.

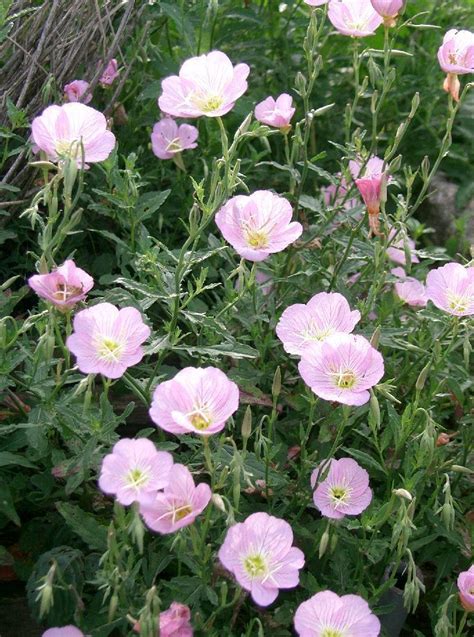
(149, 367), (239, 436)
(98, 438), (174, 506)
(386, 228), (419, 266)
(425, 262), (474, 317)
(391, 268), (427, 308)
(457, 565), (474, 612)
(254, 93), (295, 131)
(28, 259), (94, 309)
(294, 590), (381, 637)
(298, 333), (384, 406)
(328, 0), (383, 37)
(100, 59), (119, 86)
(349, 156), (388, 236)
(31, 103), (116, 166)
(42, 628), (84, 637)
(151, 118), (198, 160)
(311, 457), (372, 519)
(218, 512), (305, 607)
(215, 190), (303, 262)
(134, 602), (193, 637)
(66, 302), (150, 379)
(370, 0), (404, 26)
(276, 292), (361, 356)
(438, 29), (474, 101)
(64, 80), (92, 104)
(323, 175), (359, 211)
(139, 463), (211, 534)
(158, 50), (250, 118)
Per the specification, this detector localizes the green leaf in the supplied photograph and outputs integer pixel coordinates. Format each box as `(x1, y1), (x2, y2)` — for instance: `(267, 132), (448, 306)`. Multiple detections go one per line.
(0, 477), (20, 525)
(340, 447), (387, 475)
(56, 502), (108, 552)
(0, 451), (37, 469)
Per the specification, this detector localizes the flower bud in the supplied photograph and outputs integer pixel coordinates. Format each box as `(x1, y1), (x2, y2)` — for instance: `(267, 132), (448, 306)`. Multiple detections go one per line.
(436, 433), (450, 447)
(393, 488), (413, 501)
(241, 405), (252, 443)
(272, 366), (282, 399)
(415, 362), (431, 392)
(212, 493), (226, 513)
(319, 527), (330, 559)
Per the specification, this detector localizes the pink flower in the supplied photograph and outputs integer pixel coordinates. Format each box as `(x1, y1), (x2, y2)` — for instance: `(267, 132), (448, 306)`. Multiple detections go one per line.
(298, 333), (384, 406)
(139, 463), (211, 534)
(311, 458), (372, 519)
(158, 51), (249, 118)
(323, 175), (359, 211)
(42, 628), (84, 637)
(392, 268), (427, 308)
(151, 118), (198, 160)
(64, 80), (92, 104)
(159, 602), (193, 637)
(457, 565), (474, 612)
(28, 260), (93, 309)
(218, 512), (305, 606)
(386, 228), (419, 266)
(437, 30), (474, 101)
(349, 156), (388, 236)
(425, 262), (474, 317)
(254, 94), (295, 130)
(100, 59), (119, 86)
(328, 0), (383, 37)
(31, 103), (116, 166)
(149, 367), (239, 436)
(98, 438), (173, 506)
(66, 302), (150, 379)
(294, 590), (381, 637)
(370, 0), (404, 23)
(215, 190), (303, 262)
(276, 292), (361, 355)
(437, 30), (474, 75)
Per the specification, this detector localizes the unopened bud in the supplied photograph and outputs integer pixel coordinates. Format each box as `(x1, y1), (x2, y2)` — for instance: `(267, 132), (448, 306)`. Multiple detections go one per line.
(415, 362), (431, 392)
(212, 493), (226, 513)
(319, 528), (330, 558)
(370, 326), (381, 348)
(369, 391), (381, 429)
(241, 405), (252, 442)
(450, 464), (473, 475)
(393, 488), (413, 501)
(272, 366), (282, 399)
(436, 433), (450, 447)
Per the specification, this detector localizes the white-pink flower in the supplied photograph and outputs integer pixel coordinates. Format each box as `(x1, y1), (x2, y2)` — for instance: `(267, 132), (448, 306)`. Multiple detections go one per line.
(457, 565), (474, 612)
(218, 512), (305, 606)
(294, 591), (381, 637)
(151, 118), (198, 160)
(392, 268), (427, 308)
(28, 260), (93, 309)
(31, 103), (116, 166)
(158, 51), (249, 118)
(149, 367), (239, 436)
(386, 228), (419, 266)
(328, 0), (383, 37)
(100, 59), (119, 86)
(311, 457), (372, 519)
(437, 29), (474, 75)
(425, 262), (474, 317)
(64, 80), (92, 104)
(298, 333), (384, 406)
(139, 463), (211, 534)
(276, 292), (361, 355)
(254, 94), (295, 130)
(98, 438), (173, 506)
(215, 190), (303, 262)
(42, 628), (84, 637)
(66, 302), (150, 379)
(370, 0), (404, 20)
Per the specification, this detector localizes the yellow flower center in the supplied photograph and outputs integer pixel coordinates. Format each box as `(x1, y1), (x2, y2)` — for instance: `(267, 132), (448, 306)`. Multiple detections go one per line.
(166, 137), (183, 153)
(190, 412), (212, 431)
(126, 468), (149, 488)
(446, 291), (468, 313)
(55, 139), (80, 159)
(329, 486), (350, 505)
(246, 229), (269, 249)
(321, 630), (344, 637)
(334, 370), (357, 389)
(243, 554), (267, 578)
(98, 338), (123, 362)
(303, 326), (334, 342)
(173, 504), (193, 522)
(193, 93), (224, 113)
